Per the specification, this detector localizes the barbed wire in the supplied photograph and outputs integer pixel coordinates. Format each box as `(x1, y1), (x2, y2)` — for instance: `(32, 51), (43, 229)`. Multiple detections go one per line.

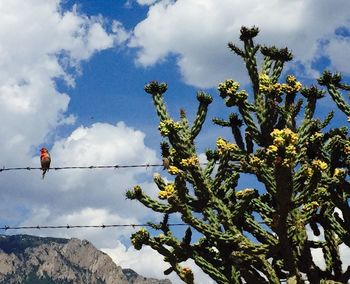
(0, 164), (163, 172)
(1, 221), (270, 231)
(0, 223), (187, 231)
(0, 162), (218, 173)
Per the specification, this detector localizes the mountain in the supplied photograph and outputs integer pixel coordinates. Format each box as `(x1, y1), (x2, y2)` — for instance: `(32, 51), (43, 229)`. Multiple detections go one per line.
(0, 234), (171, 284)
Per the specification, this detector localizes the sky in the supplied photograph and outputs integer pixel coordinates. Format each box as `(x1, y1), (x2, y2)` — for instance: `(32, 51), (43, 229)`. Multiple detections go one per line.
(0, 0), (350, 283)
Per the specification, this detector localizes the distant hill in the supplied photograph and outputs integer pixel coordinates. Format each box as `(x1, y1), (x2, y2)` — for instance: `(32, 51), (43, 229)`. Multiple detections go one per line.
(0, 234), (171, 284)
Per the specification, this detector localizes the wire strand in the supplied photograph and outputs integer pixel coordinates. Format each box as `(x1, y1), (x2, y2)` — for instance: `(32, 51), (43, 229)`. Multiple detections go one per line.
(1, 223), (187, 231)
(0, 162), (219, 173)
(0, 164), (163, 172)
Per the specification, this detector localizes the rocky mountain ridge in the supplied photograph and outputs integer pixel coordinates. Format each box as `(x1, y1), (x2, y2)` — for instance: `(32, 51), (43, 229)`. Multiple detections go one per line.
(0, 234), (171, 284)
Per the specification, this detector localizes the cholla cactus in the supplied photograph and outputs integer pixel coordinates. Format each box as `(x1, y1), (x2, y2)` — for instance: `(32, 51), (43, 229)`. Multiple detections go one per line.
(126, 26), (350, 283)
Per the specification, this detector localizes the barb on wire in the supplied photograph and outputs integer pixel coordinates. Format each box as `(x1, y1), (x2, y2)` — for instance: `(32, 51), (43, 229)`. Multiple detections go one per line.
(1, 223), (187, 231)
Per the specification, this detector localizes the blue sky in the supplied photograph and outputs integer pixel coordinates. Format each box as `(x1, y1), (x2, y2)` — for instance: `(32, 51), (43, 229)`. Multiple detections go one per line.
(0, 0), (350, 283)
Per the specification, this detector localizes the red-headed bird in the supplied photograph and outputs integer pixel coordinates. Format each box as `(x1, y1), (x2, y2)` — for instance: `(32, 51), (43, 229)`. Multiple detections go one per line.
(40, 148), (51, 179)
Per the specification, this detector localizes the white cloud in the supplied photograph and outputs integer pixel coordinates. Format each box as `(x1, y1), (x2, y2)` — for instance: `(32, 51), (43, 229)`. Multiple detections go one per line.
(129, 0), (350, 88)
(0, 0), (124, 164)
(339, 243), (350, 271)
(20, 207), (139, 248)
(103, 242), (171, 280)
(103, 241), (214, 284)
(112, 20), (131, 45)
(137, 0), (160, 6)
(326, 36), (350, 75)
(51, 122), (155, 165)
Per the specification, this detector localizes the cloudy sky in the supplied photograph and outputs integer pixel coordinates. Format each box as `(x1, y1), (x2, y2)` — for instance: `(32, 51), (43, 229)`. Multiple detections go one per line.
(0, 0), (350, 283)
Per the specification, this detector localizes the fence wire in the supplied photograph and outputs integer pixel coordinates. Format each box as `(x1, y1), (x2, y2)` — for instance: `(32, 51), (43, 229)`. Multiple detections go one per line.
(1, 223), (187, 231)
(0, 164), (163, 172)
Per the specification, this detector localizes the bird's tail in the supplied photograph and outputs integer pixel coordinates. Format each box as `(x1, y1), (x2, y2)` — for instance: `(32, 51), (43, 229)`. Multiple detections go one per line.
(42, 169), (47, 179)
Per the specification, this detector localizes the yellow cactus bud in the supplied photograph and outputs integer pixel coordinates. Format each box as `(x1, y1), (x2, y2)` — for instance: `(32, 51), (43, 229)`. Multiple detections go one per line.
(218, 79), (240, 96)
(139, 228), (148, 237)
(216, 137), (239, 154)
(311, 132), (323, 141)
(311, 159), (328, 171)
(266, 145), (278, 155)
(168, 165), (180, 175)
(236, 188), (255, 198)
(181, 156), (199, 167)
(285, 145), (296, 155)
(249, 155), (263, 167)
(286, 75), (297, 83)
(334, 168), (346, 179)
(303, 201), (319, 212)
(306, 167), (313, 177)
(259, 73), (271, 93)
(216, 137), (227, 149)
(273, 136), (285, 146)
(271, 128), (298, 146)
(285, 75), (302, 93)
(133, 185), (142, 195)
(273, 83), (283, 93)
(282, 158), (293, 167)
(158, 183), (175, 200)
(158, 119), (181, 136)
(271, 128), (283, 138)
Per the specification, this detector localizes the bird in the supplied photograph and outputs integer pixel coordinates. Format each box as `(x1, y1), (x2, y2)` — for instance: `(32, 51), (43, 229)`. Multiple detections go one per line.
(40, 148), (51, 179)
(162, 157), (170, 170)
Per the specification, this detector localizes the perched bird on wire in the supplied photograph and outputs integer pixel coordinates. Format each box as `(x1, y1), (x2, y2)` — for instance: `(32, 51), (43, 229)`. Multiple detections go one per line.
(40, 148), (51, 179)
(162, 157), (170, 170)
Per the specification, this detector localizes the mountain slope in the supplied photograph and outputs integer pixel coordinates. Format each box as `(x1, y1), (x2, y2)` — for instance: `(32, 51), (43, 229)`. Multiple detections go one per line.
(0, 234), (171, 284)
